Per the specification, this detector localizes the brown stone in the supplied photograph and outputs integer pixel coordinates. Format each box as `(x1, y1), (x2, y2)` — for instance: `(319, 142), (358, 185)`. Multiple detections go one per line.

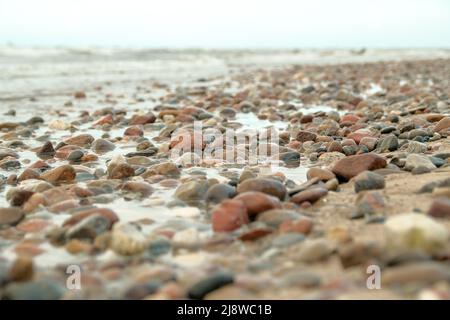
(306, 168), (336, 181)
(0, 207), (25, 227)
(234, 191), (281, 216)
(40, 165), (76, 184)
(237, 178), (286, 200)
(124, 126), (144, 137)
(129, 113), (156, 125)
(433, 117), (450, 132)
(9, 256), (34, 282)
(291, 187), (328, 204)
(427, 198), (450, 218)
(332, 153), (387, 181)
(108, 163), (135, 179)
(296, 130), (317, 142)
(211, 199), (249, 232)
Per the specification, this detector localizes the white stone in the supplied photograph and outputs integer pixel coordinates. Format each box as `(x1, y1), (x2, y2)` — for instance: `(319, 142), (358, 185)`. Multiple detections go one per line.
(384, 213), (449, 253)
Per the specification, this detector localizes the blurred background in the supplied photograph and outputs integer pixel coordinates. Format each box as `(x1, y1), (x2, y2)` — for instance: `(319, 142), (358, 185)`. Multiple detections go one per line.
(1, 0), (449, 48)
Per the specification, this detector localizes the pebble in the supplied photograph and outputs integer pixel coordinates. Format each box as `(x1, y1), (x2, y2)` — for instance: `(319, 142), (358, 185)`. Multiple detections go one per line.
(427, 198), (450, 218)
(144, 162), (180, 177)
(433, 117), (450, 132)
(205, 183), (236, 204)
(306, 167), (336, 181)
(236, 178), (287, 200)
(294, 239), (333, 263)
(124, 126), (144, 136)
(91, 138), (116, 153)
(175, 180), (209, 202)
(63, 207), (119, 227)
(108, 163), (135, 179)
(257, 209), (300, 228)
(404, 154), (436, 172)
(382, 262), (450, 286)
(9, 256), (34, 282)
(332, 153), (387, 181)
(110, 223), (148, 256)
(0, 207), (25, 227)
(211, 199), (249, 232)
(384, 213), (449, 254)
(406, 141), (428, 154)
(40, 165), (76, 184)
(65, 214), (112, 241)
(129, 113), (156, 125)
(234, 191), (281, 216)
(36, 141), (55, 158)
(290, 187), (328, 204)
(188, 272), (234, 300)
(296, 130), (317, 142)
(354, 191), (386, 218)
(353, 171), (385, 193)
(377, 134), (398, 152)
(359, 137), (378, 151)
(64, 134), (94, 147)
(121, 181), (154, 197)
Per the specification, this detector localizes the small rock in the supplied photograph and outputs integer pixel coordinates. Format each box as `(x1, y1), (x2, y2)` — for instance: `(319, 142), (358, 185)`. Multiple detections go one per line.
(234, 191), (281, 216)
(108, 163), (135, 179)
(110, 223), (148, 255)
(359, 137), (378, 151)
(205, 183), (237, 204)
(121, 181), (154, 197)
(211, 199), (249, 232)
(279, 217), (313, 235)
(404, 154), (436, 172)
(65, 214), (112, 240)
(64, 134), (94, 148)
(384, 213), (449, 254)
(9, 256), (34, 282)
(382, 262), (450, 286)
(306, 168), (336, 181)
(40, 165), (76, 184)
(129, 113), (156, 125)
(124, 126), (143, 137)
(427, 198), (450, 218)
(144, 162), (180, 177)
(295, 239), (333, 263)
(296, 130), (317, 142)
(353, 171), (385, 193)
(332, 153), (387, 181)
(174, 180), (209, 202)
(407, 141), (427, 154)
(433, 117), (450, 132)
(91, 139), (116, 154)
(354, 191), (386, 218)
(257, 209), (300, 228)
(0, 207), (25, 227)
(188, 272), (234, 300)
(236, 178), (287, 200)
(377, 135), (398, 152)
(290, 187), (328, 204)
(36, 141), (55, 158)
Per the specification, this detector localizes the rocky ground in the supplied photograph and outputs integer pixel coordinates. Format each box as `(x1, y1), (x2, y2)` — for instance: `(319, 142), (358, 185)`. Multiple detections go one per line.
(0, 56), (450, 300)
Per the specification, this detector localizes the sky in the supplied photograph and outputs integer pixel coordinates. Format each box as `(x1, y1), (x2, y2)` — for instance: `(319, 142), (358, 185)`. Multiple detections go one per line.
(0, 0), (449, 48)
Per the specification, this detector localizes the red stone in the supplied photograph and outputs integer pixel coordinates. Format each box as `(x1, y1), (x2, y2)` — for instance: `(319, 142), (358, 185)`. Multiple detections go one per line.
(211, 199), (249, 232)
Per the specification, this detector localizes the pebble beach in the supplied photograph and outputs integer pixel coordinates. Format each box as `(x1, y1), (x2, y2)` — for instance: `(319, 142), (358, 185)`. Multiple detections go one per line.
(0, 48), (450, 300)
